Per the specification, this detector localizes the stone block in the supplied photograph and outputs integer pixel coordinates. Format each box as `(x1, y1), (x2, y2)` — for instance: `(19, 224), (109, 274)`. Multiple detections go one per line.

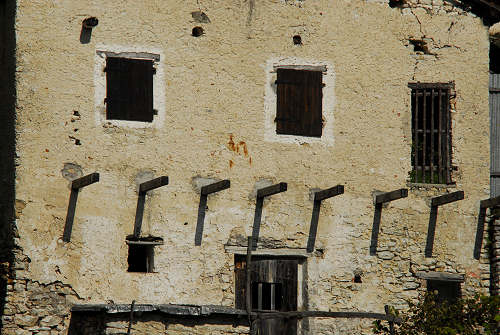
(377, 251), (395, 260)
(40, 315), (62, 327)
(14, 314), (38, 327)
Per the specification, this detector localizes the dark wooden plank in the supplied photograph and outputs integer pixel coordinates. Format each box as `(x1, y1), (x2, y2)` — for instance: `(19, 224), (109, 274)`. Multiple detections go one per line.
(133, 193), (146, 237)
(127, 300), (135, 335)
(257, 311), (401, 323)
(257, 183), (287, 198)
(415, 271), (464, 282)
(370, 203), (382, 255)
(425, 206), (438, 258)
(71, 172), (100, 189)
(480, 195), (500, 208)
(306, 70), (323, 137)
(273, 65), (327, 72)
(139, 176), (169, 193)
(276, 68), (300, 135)
(106, 57), (124, 120)
(251, 197), (264, 250)
(246, 237), (253, 333)
(129, 58), (153, 122)
(126, 240), (164, 245)
(276, 259), (298, 312)
(201, 179), (230, 195)
(374, 189), (408, 204)
(314, 185), (344, 201)
(194, 194), (208, 246)
(72, 303), (402, 323)
(430, 191), (464, 207)
(63, 189), (79, 242)
(306, 200), (322, 253)
(234, 256), (246, 309)
(474, 206), (487, 260)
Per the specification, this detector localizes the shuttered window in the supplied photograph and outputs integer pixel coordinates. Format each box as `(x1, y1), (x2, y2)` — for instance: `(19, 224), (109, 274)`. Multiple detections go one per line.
(105, 57), (154, 122)
(276, 68), (323, 137)
(410, 83), (453, 184)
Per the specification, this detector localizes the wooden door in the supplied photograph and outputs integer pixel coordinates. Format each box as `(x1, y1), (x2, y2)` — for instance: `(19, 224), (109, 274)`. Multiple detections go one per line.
(235, 256), (298, 335)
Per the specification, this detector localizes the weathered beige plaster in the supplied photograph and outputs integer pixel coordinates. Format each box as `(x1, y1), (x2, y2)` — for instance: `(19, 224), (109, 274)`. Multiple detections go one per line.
(6, 0), (493, 333)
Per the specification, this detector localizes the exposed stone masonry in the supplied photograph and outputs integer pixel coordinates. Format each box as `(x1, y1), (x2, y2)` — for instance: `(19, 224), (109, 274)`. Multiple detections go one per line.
(1, 250), (81, 335)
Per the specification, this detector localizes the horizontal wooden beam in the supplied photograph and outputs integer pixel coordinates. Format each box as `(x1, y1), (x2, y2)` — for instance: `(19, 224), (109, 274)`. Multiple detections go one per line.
(256, 311), (401, 323)
(139, 176), (169, 194)
(314, 185), (344, 201)
(71, 173), (99, 189)
(430, 191), (464, 207)
(201, 179), (230, 195)
(374, 189), (408, 204)
(71, 303), (401, 323)
(480, 195), (500, 209)
(257, 182), (287, 198)
(415, 271), (464, 282)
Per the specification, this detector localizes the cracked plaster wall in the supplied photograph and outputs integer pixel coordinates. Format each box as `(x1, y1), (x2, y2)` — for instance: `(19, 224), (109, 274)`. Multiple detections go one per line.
(4, 0), (492, 333)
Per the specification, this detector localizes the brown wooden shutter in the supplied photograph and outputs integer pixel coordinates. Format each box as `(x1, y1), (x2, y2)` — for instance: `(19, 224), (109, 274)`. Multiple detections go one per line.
(276, 69), (323, 137)
(106, 57), (154, 122)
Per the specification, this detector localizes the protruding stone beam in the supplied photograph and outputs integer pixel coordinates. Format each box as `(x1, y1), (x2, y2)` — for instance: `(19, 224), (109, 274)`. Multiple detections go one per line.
(63, 173), (100, 242)
(251, 183), (287, 250)
(369, 189), (408, 255)
(133, 176), (169, 238)
(425, 191), (464, 258)
(195, 180), (230, 246)
(306, 185), (344, 253)
(474, 195), (500, 259)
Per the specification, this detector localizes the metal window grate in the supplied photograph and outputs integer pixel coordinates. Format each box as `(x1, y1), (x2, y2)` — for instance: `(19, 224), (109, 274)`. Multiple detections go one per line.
(409, 83), (453, 184)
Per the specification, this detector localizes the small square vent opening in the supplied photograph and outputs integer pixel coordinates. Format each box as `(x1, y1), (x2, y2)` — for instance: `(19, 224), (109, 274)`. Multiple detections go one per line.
(126, 236), (163, 273)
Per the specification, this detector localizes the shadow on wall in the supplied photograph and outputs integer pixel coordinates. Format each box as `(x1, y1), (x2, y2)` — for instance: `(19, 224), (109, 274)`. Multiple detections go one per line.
(67, 312), (248, 335)
(0, 0), (17, 330)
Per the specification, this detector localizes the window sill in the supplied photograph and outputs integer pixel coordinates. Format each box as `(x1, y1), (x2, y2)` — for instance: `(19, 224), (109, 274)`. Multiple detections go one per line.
(224, 245), (322, 258)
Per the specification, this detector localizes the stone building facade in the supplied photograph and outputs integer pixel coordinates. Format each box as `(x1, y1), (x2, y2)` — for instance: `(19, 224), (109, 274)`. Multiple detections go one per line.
(1, 0), (500, 334)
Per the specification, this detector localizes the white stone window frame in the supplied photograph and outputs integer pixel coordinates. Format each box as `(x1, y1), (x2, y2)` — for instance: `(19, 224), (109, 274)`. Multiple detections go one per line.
(94, 45), (165, 129)
(264, 57), (335, 145)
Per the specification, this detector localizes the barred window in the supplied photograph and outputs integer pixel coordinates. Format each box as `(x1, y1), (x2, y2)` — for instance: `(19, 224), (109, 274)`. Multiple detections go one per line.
(409, 83), (454, 184)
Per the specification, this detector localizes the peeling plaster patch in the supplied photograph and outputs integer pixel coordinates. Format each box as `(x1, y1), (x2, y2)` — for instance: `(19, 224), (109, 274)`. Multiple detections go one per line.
(191, 176), (220, 193)
(15, 199), (26, 219)
(134, 170), (155, 193)
(264, 57), (335, 146)
(61, 163), (83, 181)
(94, 45), (165, 129)
(191, 11), (211, 23)
(249, 179), (274, 199)
(309, 188), (321, 201)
